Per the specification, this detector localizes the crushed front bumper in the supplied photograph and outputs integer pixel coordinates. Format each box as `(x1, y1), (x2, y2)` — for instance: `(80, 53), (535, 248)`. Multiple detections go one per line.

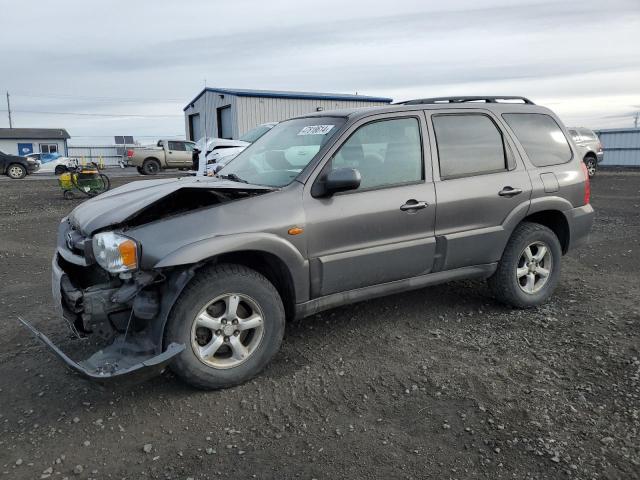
(19, 317), (183, 383)
(18, 252), (185, 384)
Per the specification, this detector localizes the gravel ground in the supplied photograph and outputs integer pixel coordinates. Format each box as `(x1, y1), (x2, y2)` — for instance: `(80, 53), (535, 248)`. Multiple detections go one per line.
(0, 171), (638, 480)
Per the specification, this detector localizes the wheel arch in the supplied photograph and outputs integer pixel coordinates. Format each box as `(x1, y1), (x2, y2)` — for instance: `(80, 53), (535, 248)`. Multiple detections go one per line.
(521, 210), (570, 254)
(154, 233), (309, 313)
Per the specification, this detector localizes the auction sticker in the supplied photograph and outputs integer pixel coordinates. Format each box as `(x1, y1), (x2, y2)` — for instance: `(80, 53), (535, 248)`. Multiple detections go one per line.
(298, 125), (335, 136)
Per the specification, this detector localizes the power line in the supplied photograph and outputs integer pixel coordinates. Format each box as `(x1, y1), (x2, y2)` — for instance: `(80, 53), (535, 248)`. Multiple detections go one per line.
(0, 109), (183, 118)
(12, 92), (185, 104)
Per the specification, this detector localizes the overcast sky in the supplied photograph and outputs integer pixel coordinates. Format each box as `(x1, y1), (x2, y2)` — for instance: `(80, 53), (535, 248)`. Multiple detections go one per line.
(0, 0), (638, 144)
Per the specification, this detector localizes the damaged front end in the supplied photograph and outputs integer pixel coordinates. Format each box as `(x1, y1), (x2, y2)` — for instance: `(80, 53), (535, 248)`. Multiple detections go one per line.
(20, 176), (276, 383)
(19, 225), (192, 383)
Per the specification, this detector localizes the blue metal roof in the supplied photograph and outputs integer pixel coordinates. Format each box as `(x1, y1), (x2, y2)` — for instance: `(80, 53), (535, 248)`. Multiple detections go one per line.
(183, 87), (393, 111)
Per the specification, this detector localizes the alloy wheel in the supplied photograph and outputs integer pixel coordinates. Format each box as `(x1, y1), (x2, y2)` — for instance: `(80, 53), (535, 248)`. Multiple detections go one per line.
(516, 241), (553, 294)
(190, 293), (265, 369)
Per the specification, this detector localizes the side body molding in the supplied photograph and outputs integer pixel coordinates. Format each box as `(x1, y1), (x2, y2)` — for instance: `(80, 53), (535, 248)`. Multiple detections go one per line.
(154, 232), (310, 303)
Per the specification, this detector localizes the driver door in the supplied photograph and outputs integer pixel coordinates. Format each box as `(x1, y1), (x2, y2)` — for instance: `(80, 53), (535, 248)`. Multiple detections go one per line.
(303, 113), (437, 297)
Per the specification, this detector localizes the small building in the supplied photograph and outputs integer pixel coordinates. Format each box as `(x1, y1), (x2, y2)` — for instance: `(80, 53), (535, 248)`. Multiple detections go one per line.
(595, 127), (640, 167)
(183, 87), (392, 141)
(0, 128), (70, 157)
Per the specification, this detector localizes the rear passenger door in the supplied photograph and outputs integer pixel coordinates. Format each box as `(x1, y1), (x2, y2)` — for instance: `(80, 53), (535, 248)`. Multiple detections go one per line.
(427, 110), (532, 270)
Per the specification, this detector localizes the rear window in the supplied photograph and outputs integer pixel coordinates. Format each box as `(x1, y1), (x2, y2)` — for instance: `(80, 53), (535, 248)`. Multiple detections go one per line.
(503, 113), (572, 167)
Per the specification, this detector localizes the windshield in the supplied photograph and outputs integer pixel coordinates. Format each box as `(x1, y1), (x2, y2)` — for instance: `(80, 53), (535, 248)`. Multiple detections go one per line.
(239, 124), (275, 143)
(219, 117), (346, 187)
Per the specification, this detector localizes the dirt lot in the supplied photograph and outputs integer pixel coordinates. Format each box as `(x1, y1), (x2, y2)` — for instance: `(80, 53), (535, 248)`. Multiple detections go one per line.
(0, 171), (638, 480)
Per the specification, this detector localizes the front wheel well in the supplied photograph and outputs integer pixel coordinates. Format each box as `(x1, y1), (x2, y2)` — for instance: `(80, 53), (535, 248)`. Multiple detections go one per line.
(204, 251), (296, 321)
(584, 152), (597, 161)
(521, 210), (570, 254)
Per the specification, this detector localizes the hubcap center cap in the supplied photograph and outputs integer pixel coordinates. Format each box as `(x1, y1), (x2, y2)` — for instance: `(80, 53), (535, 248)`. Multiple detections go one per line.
(222, 323), (236, 336)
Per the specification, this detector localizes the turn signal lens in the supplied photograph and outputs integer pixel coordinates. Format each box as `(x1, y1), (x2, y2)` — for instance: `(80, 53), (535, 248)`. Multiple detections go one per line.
(118, 239), (138, 270)
(288, 227), (304, 236)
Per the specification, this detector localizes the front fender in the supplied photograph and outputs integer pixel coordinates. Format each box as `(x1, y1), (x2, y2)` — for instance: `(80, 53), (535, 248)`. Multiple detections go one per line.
(154, 232), (309, 303)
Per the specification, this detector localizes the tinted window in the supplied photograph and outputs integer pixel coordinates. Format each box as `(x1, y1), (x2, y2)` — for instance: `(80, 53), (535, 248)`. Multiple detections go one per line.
(168, 141), (186, 151)
(433, 114), (507, 179)
(329, 118), (422, 190)
(503, 113), (572, 167)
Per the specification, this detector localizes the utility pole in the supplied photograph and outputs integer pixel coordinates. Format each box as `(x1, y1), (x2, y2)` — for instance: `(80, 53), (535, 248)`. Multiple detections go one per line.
(634, 112), (639, 129)
(6, 91), (12, 128)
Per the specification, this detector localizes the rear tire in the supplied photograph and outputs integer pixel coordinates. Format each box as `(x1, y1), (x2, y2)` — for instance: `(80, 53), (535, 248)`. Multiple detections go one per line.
(7, 163), (27, 179)
(584, 156), (597, 177)
(488, 222), (562, 308)
(142, 158), (161, 175)
(136, 166), (145, 175)
(165, 264), (285, 390)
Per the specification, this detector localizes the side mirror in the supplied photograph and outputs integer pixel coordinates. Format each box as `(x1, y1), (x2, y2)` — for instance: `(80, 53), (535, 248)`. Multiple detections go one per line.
(314, 167), (361, 197)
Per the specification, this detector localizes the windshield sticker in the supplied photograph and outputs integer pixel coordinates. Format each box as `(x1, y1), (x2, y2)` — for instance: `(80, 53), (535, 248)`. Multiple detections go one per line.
(298, 125), (335, 136)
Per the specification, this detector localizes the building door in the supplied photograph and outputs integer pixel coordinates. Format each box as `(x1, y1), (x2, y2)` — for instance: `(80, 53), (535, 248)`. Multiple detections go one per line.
(189, 114), (201, 141)
(217, 105), (232, 139)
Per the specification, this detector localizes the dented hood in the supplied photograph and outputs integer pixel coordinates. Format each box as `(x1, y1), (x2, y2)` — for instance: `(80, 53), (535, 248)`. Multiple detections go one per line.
(69, 176), (272, 234)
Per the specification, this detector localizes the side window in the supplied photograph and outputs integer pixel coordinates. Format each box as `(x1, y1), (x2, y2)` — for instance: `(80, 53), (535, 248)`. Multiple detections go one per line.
(168, 141), (187, 151)
(502, 113), (572, 167)
(329, 118), (423, 190)
(432, 114), (508, 179)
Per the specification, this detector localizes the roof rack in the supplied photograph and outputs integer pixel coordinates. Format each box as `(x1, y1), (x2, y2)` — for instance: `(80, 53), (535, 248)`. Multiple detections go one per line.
(396, 96), (535, 105)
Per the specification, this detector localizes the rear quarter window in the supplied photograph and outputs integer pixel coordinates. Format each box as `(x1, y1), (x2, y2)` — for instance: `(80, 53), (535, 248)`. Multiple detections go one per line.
(502, 113), (572, 167)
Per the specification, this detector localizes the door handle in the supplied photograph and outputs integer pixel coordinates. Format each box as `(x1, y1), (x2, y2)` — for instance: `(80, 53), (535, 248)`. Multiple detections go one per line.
(498, 186), (523, 197)
(400, 200), (428, 212)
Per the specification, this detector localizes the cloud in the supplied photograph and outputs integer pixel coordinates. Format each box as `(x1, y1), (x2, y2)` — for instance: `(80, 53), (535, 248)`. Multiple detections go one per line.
(0, 0), (638, 140)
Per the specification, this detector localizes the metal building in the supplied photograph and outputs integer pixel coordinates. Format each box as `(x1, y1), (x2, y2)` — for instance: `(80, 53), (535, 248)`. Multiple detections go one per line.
(0, 128), (70, 156)
(595, 128), (640, 167)
(183, 88), (392, 141)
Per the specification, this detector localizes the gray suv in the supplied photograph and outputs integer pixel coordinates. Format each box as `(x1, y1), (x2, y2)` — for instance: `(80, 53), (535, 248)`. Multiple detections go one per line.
(568, 127), (604, 177)
(21, 96), (594, 389)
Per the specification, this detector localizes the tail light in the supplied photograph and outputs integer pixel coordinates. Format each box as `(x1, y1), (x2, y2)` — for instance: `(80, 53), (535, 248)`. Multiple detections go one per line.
(126, 149), (134, 158)
(580, 162), (591, 205)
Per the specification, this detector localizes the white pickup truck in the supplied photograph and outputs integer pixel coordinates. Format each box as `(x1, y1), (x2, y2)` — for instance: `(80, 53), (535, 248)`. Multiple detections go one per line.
(126, 140), (197, 175)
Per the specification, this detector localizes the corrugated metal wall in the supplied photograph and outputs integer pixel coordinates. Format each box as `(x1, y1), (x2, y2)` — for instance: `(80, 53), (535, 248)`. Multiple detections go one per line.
(235, 97), (388, 137)
(595, 128), (640, 167)
(184, 92), (388, 141)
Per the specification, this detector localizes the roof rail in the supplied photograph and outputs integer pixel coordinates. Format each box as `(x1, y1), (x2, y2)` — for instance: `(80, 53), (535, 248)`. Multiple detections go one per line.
(396, 96), (535, 105)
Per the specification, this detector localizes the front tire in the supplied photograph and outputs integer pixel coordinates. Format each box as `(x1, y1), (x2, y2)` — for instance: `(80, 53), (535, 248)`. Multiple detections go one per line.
(488, 222), (562, 308)
(7, 163), (27, 179)
(165, 264), (285, 389)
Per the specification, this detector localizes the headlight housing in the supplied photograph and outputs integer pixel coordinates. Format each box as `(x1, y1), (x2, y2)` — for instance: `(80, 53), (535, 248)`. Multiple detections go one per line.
(92, 232), (138, 273)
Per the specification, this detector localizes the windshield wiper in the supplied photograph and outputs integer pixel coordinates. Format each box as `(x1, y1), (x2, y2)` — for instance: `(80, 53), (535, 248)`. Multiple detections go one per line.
(216, 173), (248, 184)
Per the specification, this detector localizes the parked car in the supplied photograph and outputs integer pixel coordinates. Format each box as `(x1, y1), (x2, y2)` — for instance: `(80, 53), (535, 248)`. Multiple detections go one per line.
(567, 127), (603, 177)
(22, 96), (594, 390)
(126, 140), (197, 174)
(1, 149), (39, 179)
(27, 152), (76, 175)
(205, 123), (277, 175)
(194, 138), (249, 173)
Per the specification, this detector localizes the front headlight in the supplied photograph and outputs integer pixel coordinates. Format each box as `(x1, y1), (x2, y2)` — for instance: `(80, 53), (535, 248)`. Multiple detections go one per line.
(92, 232), (138, 273)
